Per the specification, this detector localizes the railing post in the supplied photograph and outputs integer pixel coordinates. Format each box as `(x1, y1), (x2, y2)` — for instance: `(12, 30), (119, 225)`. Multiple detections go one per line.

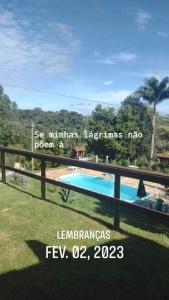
(114, 173), (120, 230)
(1, 149), (6, 183)
(41, 159), (46, 199)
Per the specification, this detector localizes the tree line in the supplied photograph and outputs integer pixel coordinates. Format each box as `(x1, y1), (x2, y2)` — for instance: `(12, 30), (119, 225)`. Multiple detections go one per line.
(0, 77), (169, 171)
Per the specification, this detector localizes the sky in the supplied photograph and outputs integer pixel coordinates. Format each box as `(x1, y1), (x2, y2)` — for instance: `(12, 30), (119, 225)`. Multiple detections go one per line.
(0, 0), (169, 115)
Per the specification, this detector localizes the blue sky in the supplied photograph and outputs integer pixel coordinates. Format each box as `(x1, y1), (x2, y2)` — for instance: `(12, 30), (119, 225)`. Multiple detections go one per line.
(0, 0), (169, 114)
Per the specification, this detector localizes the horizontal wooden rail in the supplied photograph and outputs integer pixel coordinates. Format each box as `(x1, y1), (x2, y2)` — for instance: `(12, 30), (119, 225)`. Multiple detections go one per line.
(0, 163), (169, 224)
(1, 147), (169, 185)
(0, 147), (169, 227)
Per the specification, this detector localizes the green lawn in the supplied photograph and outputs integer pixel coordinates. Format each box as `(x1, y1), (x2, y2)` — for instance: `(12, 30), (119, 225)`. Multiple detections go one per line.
(0, 178), (169, 300)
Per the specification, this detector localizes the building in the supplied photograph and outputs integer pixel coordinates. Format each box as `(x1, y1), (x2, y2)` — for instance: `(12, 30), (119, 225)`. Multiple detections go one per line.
(155, 152), (169, 166)
(73, 146), (85, 158)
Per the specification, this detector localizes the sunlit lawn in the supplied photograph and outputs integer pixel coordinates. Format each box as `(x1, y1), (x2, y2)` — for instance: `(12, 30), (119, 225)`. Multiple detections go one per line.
(0, 178), (169, 300)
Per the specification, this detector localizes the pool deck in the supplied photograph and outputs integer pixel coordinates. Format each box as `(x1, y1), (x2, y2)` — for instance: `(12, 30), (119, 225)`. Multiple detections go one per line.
(44, 167), (169, 203)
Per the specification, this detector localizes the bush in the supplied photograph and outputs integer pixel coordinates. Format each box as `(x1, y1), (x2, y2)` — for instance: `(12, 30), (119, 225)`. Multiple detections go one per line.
(10, 173), (28, 188)
(59, 188), (76, 203)
(119, 159), (129, 167)
(151, 163), (161, 172)
(162, 167), (169, 175)
(6, 154), (19, 167)
(137, 157), (149, 169)
(59, 188), (71, 202)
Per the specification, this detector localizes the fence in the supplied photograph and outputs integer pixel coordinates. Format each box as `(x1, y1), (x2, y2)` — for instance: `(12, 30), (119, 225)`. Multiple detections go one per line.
(0, 147), (169, 230)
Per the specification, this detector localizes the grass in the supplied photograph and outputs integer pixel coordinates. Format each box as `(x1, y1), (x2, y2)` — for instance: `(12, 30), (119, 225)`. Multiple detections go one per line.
(0, 177), (169, 300)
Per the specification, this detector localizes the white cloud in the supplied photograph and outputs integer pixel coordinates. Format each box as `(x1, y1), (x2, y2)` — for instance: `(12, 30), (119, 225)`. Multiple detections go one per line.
(125, 71), (158, 78)
(103, 80), (113, 86)
(135, 10), (152, 29)
(106, 90), (131, 102)
(83, 90), (131, 106)
(50, 22), (80, 51)
(112, 52), (137, 62)
(157, 31), (169, 39)
(126, 70), (169, 79)
(95, 52), (137, 65)
(95, 58), (115, 65)
(0, 8), (80, 75)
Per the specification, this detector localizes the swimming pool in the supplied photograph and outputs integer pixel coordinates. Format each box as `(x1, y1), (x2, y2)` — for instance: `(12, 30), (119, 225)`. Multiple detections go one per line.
(59, 173), (148, 202)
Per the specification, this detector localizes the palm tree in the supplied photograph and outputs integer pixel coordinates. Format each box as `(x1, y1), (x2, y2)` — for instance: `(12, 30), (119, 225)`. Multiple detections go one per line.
(136, 76), (169, 162)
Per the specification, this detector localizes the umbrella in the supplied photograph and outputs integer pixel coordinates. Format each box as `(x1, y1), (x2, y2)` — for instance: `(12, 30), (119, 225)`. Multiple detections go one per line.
(137, 179), (146, 198)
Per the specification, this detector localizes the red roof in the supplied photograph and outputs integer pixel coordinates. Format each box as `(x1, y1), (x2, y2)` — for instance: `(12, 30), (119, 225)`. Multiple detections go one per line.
(155, 152), (169, 159)
(73, 146), (85, 152)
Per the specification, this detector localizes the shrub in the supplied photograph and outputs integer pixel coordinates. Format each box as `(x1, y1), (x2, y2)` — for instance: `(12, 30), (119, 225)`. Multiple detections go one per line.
(162, 167), (169, 175)
(10, 173), (28, 188)
(119, 159), (129, 167)
(59, 188), (71, 202)
(59, 188), (76, 203)
(151, 163), (161, 172)
(137, 157), (149, 169)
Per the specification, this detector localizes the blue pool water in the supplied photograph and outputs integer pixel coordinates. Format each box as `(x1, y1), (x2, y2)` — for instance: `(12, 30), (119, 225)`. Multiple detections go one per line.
(59, 173), (148, 202)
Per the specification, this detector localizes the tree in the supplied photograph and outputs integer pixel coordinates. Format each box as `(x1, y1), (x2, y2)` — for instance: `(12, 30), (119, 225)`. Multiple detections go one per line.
(86, 105), (118, 160)
(116, 103), (145, 161)
(0, 85), (18, 146)
(86, 103), (151, 163)
(136, 77), (169, 162)
(121, 95), (152, 159)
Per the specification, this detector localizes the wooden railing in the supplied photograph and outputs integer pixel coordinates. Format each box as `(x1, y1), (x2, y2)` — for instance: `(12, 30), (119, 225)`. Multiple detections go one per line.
(0, 147), (169, 229)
